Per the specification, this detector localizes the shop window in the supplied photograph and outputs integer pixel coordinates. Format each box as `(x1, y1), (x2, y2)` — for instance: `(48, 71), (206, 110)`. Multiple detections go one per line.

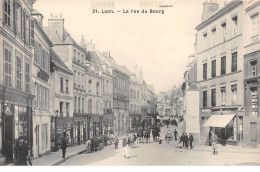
(18, 107), (27, 137)
(251, 87), (258, 116)
(211, 88), (216, 107)
(221, 56), (226, 75)
(203, 63), (207, 80)
(220, 87), (226, 106)
(211, 60), (216, 77)
(231, 52), (237, 72)
(4, 47), (12, 87)
(231, 84), (237, 105)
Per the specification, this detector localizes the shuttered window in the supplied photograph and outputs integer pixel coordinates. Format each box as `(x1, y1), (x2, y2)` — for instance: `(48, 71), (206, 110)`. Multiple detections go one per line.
(221, 56), (226, 75)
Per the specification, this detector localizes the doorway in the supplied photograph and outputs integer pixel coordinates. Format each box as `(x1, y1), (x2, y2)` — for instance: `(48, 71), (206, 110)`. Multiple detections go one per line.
(5, 115), (13, 162)
(250, 122), (257, 146)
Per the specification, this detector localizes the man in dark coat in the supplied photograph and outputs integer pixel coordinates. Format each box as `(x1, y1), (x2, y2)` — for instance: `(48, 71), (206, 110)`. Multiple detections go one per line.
(14, 139), (28, 166)
(184, 133), (189, 148)
(180, 133), (185, 147)
(173, 129), (178, 141)
(189, 133), (194, 149)
(61, 133), (67, 159)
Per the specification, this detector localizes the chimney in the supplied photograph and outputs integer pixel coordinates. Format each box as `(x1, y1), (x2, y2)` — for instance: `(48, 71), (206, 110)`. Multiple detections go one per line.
(32, 9), (44, 27)
(202, 0), (219, 22)
(48, 13), (65, 41)
(79, 35), (87, 50)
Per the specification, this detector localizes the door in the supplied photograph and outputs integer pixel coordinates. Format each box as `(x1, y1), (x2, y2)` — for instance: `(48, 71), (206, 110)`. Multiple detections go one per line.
(5, 115), (13, 162)
(77, 122), (80, 144)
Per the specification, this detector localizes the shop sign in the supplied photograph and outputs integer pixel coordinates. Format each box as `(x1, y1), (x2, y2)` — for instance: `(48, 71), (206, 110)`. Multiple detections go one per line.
(37, 69), (49, 82)
(55, 93), (73, 100)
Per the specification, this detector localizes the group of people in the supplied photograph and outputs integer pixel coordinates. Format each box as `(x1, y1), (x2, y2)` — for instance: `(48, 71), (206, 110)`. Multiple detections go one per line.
(173, 129), (194, 149)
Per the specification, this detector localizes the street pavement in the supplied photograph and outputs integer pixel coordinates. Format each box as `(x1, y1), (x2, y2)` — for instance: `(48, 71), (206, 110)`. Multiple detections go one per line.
(58, 125), (260, 166)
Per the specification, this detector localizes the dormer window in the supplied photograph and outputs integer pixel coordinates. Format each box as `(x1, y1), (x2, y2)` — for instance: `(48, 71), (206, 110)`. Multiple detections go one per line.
(232, 16), (238, 36)
(221, 22), (227, 41)
(211, 28), (216, 46)
(203, 32), (208, 50)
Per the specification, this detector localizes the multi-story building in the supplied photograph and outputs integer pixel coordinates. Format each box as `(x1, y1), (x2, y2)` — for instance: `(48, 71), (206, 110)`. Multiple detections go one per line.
(44, 14), (88, 144)
(49, 48), (73, 151)
(181, 55), (200, 145)
(243, 0), (260, 147)
(101, 52), (130, 134)
(196, 0), (244, 146)
(0, 0), (35, 163)
(31, 9), (52, 157)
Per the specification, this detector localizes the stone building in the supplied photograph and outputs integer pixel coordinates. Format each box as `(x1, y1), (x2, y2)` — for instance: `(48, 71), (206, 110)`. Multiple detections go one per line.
(49, 48), (73, 151)
(31, 9), (52, 157)
(196, 0), (244, 146)
(0, 0), (35, 164)
(243, 0), (260, 147)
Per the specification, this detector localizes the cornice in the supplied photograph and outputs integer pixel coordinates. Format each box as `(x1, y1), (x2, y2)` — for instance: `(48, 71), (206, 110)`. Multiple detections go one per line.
(197, 70), (242, 83)
(245, 0), (260, 12)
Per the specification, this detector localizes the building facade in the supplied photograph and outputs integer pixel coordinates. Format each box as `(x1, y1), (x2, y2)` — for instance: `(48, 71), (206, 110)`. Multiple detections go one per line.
(0, 0), (35, 163)
(31, 9), (52, 158)
(196, 0), (244, 146)
(243, 0), (260, 147)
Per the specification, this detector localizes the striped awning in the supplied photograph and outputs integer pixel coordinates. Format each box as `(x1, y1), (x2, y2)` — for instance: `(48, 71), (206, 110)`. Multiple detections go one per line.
(203, 114), (235, 128)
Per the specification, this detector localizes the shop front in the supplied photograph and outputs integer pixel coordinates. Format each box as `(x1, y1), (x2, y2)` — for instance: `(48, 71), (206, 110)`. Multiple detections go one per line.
(129, 114), (141, 132)
(54, 117), (73, 149)
(0, 87), (33, 163)
(203, 114), (239, 146)
(89, 115), (102, 138)
(103, 114), (113, 134)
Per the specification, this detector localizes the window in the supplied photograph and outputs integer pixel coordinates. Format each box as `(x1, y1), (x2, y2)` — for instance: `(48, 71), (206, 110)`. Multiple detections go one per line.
(78, 72), (80, 88)
(15, 2), (22, 36)
(137, 91), (139, 99)
(211, 60), (216, 77)
(60, 77), (64, 92)
(220, 87), (226, 106)
(4, 0), (11, 27)
(251, 87), (258, 116)
(38, 45), (42, 67)
(25, 62), (30, 93)
(38, 84), (41, 107)
(73, 50), (76, 61)
(203, 32), (208, 50)
(88, 99), (92, 113)
(30, 19), (34, 47)
(66, 103), (70, 117)
(34, 83), (38, 107)
(24, 11), (30, 45)
(231, 84), (237, 105)
(82, 98), (84, 113)
(78, 53), (80, 63)
(232, 16), (238, 36)
(249, 60), (257, 77)
(231, 52), (237, 72)
(60, 102), (63, 117)
(134, 90), (136, 99)
(250, 122), (257, 141)
(211, 88), (216, 107)
(212, 28), (216, 46)
(130, 89), (133, 98)
(66, 79), (69, 93)
(21, 9), (24, 40)
(78, 97), (81, 113)
(34, 42), (39, 64)
(203, 63), (207, 80)
(4, 47), (12, 87)
(42, 50), (46, 70)
(16, 54), (22, 91)
(97, 82), (99, 95)
(74, 97), (77, 113)
(251, 14), (259, 43)
(203, 90), (207, 108)
(221, 56), (226, 75)
(221, 22), (227, 41)
(96, 101), (99, 113)
(130, 104), (133, 112)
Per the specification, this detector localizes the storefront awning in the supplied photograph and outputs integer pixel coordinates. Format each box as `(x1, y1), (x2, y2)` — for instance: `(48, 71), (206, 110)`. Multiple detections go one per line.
(203, 114), (235, 128)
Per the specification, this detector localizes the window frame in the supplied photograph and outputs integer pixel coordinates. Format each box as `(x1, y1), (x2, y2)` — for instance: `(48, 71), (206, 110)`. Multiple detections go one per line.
(231, 52), (238, 72)
(4, 45), (13, 87)
(221, 56), (226, 75)
(15, 51), (23, 91)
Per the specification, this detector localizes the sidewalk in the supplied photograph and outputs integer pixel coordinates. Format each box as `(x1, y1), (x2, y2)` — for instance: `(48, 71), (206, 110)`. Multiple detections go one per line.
(31, 144), (86, 166)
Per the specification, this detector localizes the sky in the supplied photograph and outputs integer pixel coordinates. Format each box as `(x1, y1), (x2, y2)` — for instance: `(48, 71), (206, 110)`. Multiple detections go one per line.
(34, 0), (226, 93)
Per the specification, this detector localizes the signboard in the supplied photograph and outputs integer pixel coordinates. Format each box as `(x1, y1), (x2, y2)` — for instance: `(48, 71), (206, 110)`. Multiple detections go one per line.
(37, 69), (49, 82)
(55, 93), (73, 100)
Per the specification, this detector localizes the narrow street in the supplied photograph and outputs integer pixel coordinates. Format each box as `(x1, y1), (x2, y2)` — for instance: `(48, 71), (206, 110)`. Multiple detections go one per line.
(59, 125), (260, 166)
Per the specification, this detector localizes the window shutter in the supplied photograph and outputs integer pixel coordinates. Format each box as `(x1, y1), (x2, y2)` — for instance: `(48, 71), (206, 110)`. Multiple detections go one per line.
(30, 19), (35, 47)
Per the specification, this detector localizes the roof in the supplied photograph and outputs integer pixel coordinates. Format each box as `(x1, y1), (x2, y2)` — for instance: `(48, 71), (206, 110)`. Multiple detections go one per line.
(32, 9), (43, 16)
(196, 0), (242, 30)
(50, 48), (73, 75)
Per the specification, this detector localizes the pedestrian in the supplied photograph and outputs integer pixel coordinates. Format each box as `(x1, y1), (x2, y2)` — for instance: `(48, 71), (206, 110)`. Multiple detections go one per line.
(14, 137), (29, 166)
(189, 133), (194, 149)
(180, 133), (185, 148)
(113, 135), (119, 149)
(184, 133), (189, 148)
(122, 134), (130, 158)
(210, 131), (218, 155)
(61, 132), (67, 160)
(173, 129), (178, 141)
